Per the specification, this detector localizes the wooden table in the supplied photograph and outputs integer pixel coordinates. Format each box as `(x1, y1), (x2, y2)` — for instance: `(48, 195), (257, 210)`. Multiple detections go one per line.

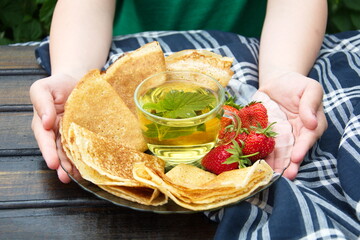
(0, 45), (218, 239)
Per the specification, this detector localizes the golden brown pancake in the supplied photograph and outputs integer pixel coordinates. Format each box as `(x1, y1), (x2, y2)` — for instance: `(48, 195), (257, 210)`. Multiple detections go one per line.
(165, 49), (234, 87)
(104, 41), (167, 114)
(133, 161), (273, 211)
(62, 69), (147, 152)
(99, 185), (166, 206)
(65, 122), (168, 206)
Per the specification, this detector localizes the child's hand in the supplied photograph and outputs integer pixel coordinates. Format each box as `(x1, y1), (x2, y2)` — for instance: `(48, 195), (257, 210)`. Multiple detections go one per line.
(258, 72), (328, 180)
(30, 74), (78, 183)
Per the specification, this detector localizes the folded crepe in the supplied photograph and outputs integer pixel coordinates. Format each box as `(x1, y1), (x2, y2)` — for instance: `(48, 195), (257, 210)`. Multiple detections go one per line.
(60, 41), (168, 205)
(65, 122), (167, 206)
(165, 49), (234, 87)
(62, 41), (167, 153)
(61, 69), (148, 152)
(105, 41), (166, 114)
(133, 161), (273, 211)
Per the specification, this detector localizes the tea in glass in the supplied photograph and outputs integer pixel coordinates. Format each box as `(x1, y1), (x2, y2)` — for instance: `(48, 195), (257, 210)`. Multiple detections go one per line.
(135, 71), (233, 167)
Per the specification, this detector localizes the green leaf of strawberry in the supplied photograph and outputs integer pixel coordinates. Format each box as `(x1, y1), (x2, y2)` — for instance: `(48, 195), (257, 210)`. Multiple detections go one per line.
(224, 92), (242, 110)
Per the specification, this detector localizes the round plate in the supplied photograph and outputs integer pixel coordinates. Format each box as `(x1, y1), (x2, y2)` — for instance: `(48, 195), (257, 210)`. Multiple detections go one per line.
(60, 84), (293, 214)
(62, 167), (285, 214)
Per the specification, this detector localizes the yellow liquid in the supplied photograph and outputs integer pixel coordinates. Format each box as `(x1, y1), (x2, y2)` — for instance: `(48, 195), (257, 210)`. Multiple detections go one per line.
(138, 81), (222, 167)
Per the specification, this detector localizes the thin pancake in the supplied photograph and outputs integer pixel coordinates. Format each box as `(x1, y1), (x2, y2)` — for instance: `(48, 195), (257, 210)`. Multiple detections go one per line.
(104, 41), (166, 114)
(99, 185), (166, 206)
(62, 69), (147, 152)
(133, 161), (273, 211)
(66, 122), (168, 206)
(68, 122), (165, 184)
(165, 49), (233, 87)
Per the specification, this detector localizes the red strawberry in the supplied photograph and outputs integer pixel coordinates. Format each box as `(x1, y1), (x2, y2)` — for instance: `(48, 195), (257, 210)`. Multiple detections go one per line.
(218, 116), (236, 143)
(223, 94), (242, 115)
(219, 97), (242, 144)
(238, 101), (268, 129)
(224, 94), (241, 108)
(201, 141), (251, 175)
(235, 130), (248, 144)
(240, 123), (277, 162)
(222, 104), (241, 116)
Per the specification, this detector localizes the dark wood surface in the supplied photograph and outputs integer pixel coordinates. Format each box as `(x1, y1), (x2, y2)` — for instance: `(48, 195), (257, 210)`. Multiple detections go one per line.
(0, 45), (218, 239)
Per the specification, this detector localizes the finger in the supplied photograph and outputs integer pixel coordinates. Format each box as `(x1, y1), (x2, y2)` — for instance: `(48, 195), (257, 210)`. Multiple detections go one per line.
(57, 167), (72, 184)
(56, 136), (73, 175)
(265, 151), (276, 170)
(291, 129), (318, 164)
(291, 106), (327, 163)
(30, 80), (57, 130)
(32, 113), (59, 170)
(299, 81), (323, 130)
(316, 104), (328, 134)
(71, 167), (82, 180)
(282, 162), (300, 180)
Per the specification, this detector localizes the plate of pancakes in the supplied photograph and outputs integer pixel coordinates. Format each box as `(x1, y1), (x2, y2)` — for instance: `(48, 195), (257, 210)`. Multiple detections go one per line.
(59, 42), (290, 213)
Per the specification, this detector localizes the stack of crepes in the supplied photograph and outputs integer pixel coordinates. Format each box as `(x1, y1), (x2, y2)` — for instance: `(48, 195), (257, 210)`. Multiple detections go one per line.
(60, 41), (274, 211)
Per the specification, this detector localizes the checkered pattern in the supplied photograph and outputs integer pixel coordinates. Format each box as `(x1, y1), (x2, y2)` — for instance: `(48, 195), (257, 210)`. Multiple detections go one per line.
(36, 30), (360, 240)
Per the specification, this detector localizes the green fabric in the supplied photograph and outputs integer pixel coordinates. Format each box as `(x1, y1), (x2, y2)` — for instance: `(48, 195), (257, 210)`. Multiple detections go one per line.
(113, 0), (267, 38)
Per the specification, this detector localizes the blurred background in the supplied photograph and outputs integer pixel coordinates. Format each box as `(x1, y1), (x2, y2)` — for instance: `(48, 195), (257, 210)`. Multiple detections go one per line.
(0, 0), (359, 45)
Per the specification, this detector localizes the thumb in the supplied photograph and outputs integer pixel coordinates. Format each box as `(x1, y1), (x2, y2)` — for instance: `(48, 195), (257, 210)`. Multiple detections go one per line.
(299, 80), (323, 130)
(30, 79), (57, 130)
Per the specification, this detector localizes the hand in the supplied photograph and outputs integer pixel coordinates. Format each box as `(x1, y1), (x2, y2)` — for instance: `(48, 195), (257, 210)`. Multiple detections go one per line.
(252, 91), (294, 178)
(258, 72), (328, 180)
(30, 74), (78, 183)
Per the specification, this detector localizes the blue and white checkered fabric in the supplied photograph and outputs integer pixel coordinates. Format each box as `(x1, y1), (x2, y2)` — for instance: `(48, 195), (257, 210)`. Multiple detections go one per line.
(36, 30), (360, 240)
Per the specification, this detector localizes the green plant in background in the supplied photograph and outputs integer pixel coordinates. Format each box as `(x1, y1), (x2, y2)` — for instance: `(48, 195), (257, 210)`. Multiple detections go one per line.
(0, 0), (359, 45)
(327, 0), (360, 33)
(0, 0), (56, 45)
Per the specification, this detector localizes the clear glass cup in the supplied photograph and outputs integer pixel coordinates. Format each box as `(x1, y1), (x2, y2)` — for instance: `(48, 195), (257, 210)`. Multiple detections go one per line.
(134, 71), (240, 168)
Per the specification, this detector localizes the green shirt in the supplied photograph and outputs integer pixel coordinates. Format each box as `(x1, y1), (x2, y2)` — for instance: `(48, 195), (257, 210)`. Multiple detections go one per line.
(113, 0), (267, 38)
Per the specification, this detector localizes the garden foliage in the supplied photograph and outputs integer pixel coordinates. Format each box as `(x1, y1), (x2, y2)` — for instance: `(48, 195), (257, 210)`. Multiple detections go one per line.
(0, 0), (359, 45)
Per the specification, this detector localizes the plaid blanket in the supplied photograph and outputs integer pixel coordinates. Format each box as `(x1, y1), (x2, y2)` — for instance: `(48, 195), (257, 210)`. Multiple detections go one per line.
(36, 30), (360, 240)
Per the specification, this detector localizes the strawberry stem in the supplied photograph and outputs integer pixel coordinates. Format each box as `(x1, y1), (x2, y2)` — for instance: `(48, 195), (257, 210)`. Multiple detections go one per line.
(222, 140), (253, 168)
(252, 121), (278, 137)
(224, 92), (242, 109)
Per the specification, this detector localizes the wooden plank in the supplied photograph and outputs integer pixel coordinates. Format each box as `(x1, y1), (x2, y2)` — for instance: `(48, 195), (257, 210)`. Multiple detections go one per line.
(0, 46), (42, 70)
(0, 206), (217, 239)
(0, 112), (37, 150)
(0, 155), (97, 202)
(0, 154), (217, 239)
(0, 74), (47, 106)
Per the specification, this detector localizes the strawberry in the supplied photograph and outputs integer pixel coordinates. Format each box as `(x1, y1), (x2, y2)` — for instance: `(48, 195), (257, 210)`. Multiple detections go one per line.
(237, 101), (268, 129)
(201, 141), (252, 175)
(224, 93), (241, 109)
(223, 93), (242, 115)
(219, 96), (241, 144)
(218, 116), (236, 143)
(234, 130), (248, 144)
(240, 123), (277, 162)
(222, 104), (241, 116)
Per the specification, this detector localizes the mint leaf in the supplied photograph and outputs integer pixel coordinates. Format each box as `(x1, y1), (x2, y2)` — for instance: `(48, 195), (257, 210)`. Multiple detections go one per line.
(141, 89), (215, 140)
(142, 102), (167, 113)
(143, 90), (216, 119)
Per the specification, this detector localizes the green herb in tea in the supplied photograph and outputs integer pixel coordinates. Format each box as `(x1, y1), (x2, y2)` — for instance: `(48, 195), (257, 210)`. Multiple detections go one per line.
(143, 89), (215, 119)
(140, 85), (218, 140)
